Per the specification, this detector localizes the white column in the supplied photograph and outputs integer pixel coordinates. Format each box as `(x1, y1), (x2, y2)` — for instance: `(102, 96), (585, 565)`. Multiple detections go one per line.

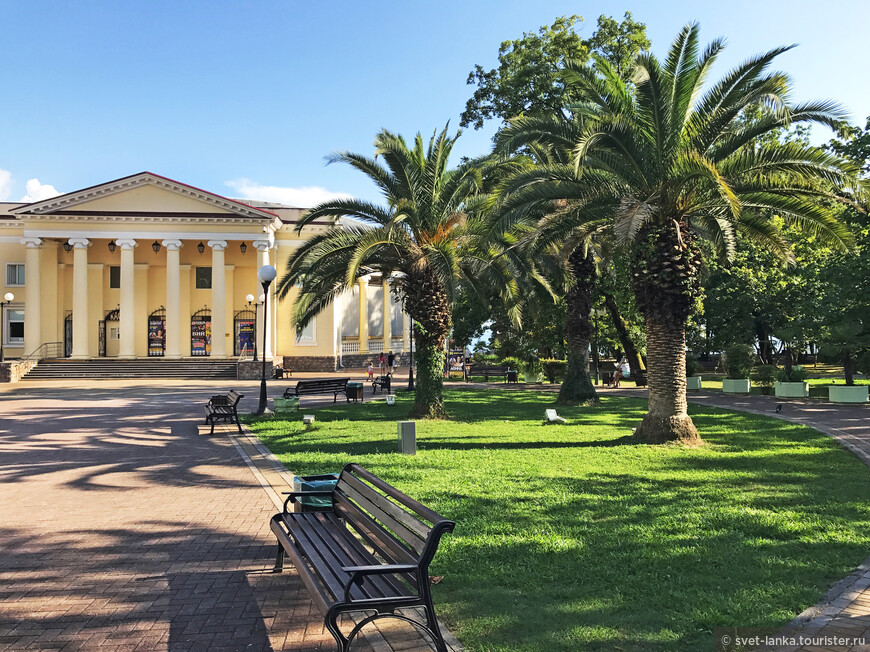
(22, 238), (42, 356)
(358, 277), (369, 353)
(208, 240), (228, 358)
(254, 241), (273, 360)
(69, 238), (90, 359)
(402, 311), (410, 352)
(382, 279), (392, 350)
(115, 238), (137, 358)
(163, 240), (182, 358)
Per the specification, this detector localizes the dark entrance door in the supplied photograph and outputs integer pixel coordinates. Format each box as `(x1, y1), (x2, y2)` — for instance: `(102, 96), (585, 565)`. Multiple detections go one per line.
(190, 309), (211, 357)
(233, 309), (256, 356)
(148, 307), (166, 357)
(98, 320), (106, 357)
(64, 313), (72, 357)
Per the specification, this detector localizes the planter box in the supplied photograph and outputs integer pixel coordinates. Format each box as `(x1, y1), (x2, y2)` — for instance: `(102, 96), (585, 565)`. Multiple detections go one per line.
(775, 381), (809, 398)
(828, 385), (869, 404)
(686, 376), (702, 390)
(722, 378), (750, 394)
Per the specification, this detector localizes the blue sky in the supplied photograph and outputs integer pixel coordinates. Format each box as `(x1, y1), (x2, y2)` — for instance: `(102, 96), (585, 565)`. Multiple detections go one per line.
(2, 0), (868, 206)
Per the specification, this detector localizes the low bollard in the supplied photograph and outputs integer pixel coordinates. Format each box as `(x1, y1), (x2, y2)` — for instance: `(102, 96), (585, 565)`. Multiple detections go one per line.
(397, 421), (416, 455)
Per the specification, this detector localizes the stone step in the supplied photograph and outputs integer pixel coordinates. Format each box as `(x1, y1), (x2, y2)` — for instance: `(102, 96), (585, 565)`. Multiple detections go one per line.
(23, 359), (238, 380)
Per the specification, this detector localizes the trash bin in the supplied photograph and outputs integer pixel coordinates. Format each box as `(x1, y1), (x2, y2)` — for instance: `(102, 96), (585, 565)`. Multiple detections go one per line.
(347, 382), (364, 403)
(293, 473), (339, 512)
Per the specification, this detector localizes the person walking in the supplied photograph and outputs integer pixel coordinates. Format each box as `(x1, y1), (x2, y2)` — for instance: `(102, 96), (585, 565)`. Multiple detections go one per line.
(367, 361), (374, 380)
(378, 352), (385, 375)
(387, 350), (396, 376)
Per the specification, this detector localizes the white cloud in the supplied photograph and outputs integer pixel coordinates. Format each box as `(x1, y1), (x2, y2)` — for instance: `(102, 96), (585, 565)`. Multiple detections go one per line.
(0, 170), (12, 201)
(225, 178), (351, 208)
(21, 178), (60, 203)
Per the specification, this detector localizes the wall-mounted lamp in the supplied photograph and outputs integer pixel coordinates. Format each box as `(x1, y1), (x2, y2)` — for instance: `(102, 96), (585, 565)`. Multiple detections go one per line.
(197, 241), (205, 255)
(152, 241), (161, 253)
(63, 241), (72, 253)
(240, 242), (247, 255)
(107, 240), (117, 253)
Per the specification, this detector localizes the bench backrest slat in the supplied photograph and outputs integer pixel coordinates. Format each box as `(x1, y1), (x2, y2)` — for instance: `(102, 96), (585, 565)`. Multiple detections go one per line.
(337, 474), (429, 554)
(334, 497), (418, 567)
(347, 464), (447, 526)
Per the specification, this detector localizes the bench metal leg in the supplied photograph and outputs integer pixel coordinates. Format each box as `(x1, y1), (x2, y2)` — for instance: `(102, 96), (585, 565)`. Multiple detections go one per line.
(234, 417), (243, 434)
(325, 610), (348, 652)
(273, 542), (285, 573)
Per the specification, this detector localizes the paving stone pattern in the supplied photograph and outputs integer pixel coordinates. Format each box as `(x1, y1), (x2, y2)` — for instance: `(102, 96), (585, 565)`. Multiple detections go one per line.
(0, 379), (452, 651)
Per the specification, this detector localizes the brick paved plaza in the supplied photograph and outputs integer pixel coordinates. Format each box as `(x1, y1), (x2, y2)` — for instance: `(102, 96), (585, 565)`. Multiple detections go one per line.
(0, 377), (447, 651)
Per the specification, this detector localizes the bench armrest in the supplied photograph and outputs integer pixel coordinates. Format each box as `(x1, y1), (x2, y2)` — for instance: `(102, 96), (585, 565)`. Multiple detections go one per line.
(281, 490), (333, 512)
(342, 563), (420, 602)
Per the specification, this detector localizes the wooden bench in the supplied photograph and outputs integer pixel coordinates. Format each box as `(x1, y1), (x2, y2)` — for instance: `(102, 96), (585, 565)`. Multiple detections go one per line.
(468, 364), (509, 382)
(284, 378), (350, 403)
(204, 389), (244, 435)
(371, 375), (391, 394)
(270, 463), (455, 652)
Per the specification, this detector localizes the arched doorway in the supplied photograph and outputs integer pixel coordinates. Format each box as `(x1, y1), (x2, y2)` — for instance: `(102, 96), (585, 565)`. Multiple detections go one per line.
(190, 308), (211, 357)
(101, 308), (120, 357)
(148, 307), (166, 357)
(234, 309), (256, 356)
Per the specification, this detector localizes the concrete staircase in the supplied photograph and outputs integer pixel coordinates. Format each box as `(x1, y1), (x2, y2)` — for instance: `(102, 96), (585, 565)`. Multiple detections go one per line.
(23, 358), (238, 380)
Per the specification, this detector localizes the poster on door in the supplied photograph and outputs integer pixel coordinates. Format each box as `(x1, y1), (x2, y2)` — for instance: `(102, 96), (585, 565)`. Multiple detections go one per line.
(191, 318), (211, 356)
(148, 318), (165, 356)
(237, 320), (255, 355)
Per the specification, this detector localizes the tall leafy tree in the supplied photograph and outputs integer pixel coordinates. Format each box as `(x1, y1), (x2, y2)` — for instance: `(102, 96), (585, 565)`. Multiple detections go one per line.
(559, 24), (861, 444)
(278, 126), (517, 418)
(461, 13), (649, 130)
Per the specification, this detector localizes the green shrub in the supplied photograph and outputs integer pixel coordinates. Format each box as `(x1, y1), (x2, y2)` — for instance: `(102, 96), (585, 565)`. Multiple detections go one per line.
(724, 343), (755, 379)
(777, 365), (808, 382)
(752, 364), (777, 395)
(539, 358), (567, 383)
(685, 353), (700, 377)
(500, 356), (520, 371)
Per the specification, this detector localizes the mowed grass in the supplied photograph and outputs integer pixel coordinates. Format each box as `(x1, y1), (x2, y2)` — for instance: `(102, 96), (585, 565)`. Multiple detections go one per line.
(247, 389), (870, 651)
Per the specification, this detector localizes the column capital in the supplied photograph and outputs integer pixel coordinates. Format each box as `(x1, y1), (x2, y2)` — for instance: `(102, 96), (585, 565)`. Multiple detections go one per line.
(21, 237), (43, 248)
(115, 238), (138, 250)
(358, 275), (371, 286)
(161, 239), (183, 251)
(207, 240), (228, 252)
(253, 239), (272, 252)
(68, 237), (90, 249)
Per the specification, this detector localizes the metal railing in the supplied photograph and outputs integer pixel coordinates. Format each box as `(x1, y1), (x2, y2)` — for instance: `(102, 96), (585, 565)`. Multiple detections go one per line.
(22, 341), (64, 362)
(236, 345), (253, 372)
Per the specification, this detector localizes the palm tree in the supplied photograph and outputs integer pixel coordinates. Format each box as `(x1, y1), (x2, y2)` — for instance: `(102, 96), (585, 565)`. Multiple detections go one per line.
(277, 126), (517, 418)
(499, 24), (862, 444)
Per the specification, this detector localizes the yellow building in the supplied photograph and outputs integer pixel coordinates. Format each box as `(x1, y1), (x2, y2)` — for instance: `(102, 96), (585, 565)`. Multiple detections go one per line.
(0, 172), (410, 372)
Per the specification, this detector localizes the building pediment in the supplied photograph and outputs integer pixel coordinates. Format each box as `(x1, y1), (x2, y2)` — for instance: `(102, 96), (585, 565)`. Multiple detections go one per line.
(11, 172), (278, 221)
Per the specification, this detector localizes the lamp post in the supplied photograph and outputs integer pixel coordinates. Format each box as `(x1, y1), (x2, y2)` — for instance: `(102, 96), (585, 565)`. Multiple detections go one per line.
(0, 292), (14, 363)
(245, 293), (258, 361)
(256, 265), (277, 415)
(407, 318), (415, 391)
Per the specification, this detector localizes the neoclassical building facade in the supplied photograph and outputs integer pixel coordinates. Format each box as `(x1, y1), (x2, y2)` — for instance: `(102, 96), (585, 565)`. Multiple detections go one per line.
(0, 172), (409, 369)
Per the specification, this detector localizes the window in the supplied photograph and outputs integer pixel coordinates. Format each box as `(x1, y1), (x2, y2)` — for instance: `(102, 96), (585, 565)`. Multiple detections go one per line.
(6, 264), (24, 287)
(109, 266), (120, 289)
(4, 308), (24, 346)
(195, 267), (212, 289)
(296, 317), (316, 346)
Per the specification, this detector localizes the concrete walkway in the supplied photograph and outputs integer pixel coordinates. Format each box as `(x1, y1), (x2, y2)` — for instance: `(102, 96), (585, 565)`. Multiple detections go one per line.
(0, 378), (455, 651)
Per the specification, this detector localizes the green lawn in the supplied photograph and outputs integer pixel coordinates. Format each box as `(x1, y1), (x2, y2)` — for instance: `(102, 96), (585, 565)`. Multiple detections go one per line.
(247, 390), (870, 651)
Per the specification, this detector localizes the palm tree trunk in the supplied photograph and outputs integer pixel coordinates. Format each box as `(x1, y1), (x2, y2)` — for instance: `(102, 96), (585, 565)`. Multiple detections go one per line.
(557, 248), (598, 405)
(405, 268), (450, 419)
(411, 329), (448, 418)
(633, 314), (700, 445)
(631, 222), (702, 446)
(602, 290), (646, 381)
